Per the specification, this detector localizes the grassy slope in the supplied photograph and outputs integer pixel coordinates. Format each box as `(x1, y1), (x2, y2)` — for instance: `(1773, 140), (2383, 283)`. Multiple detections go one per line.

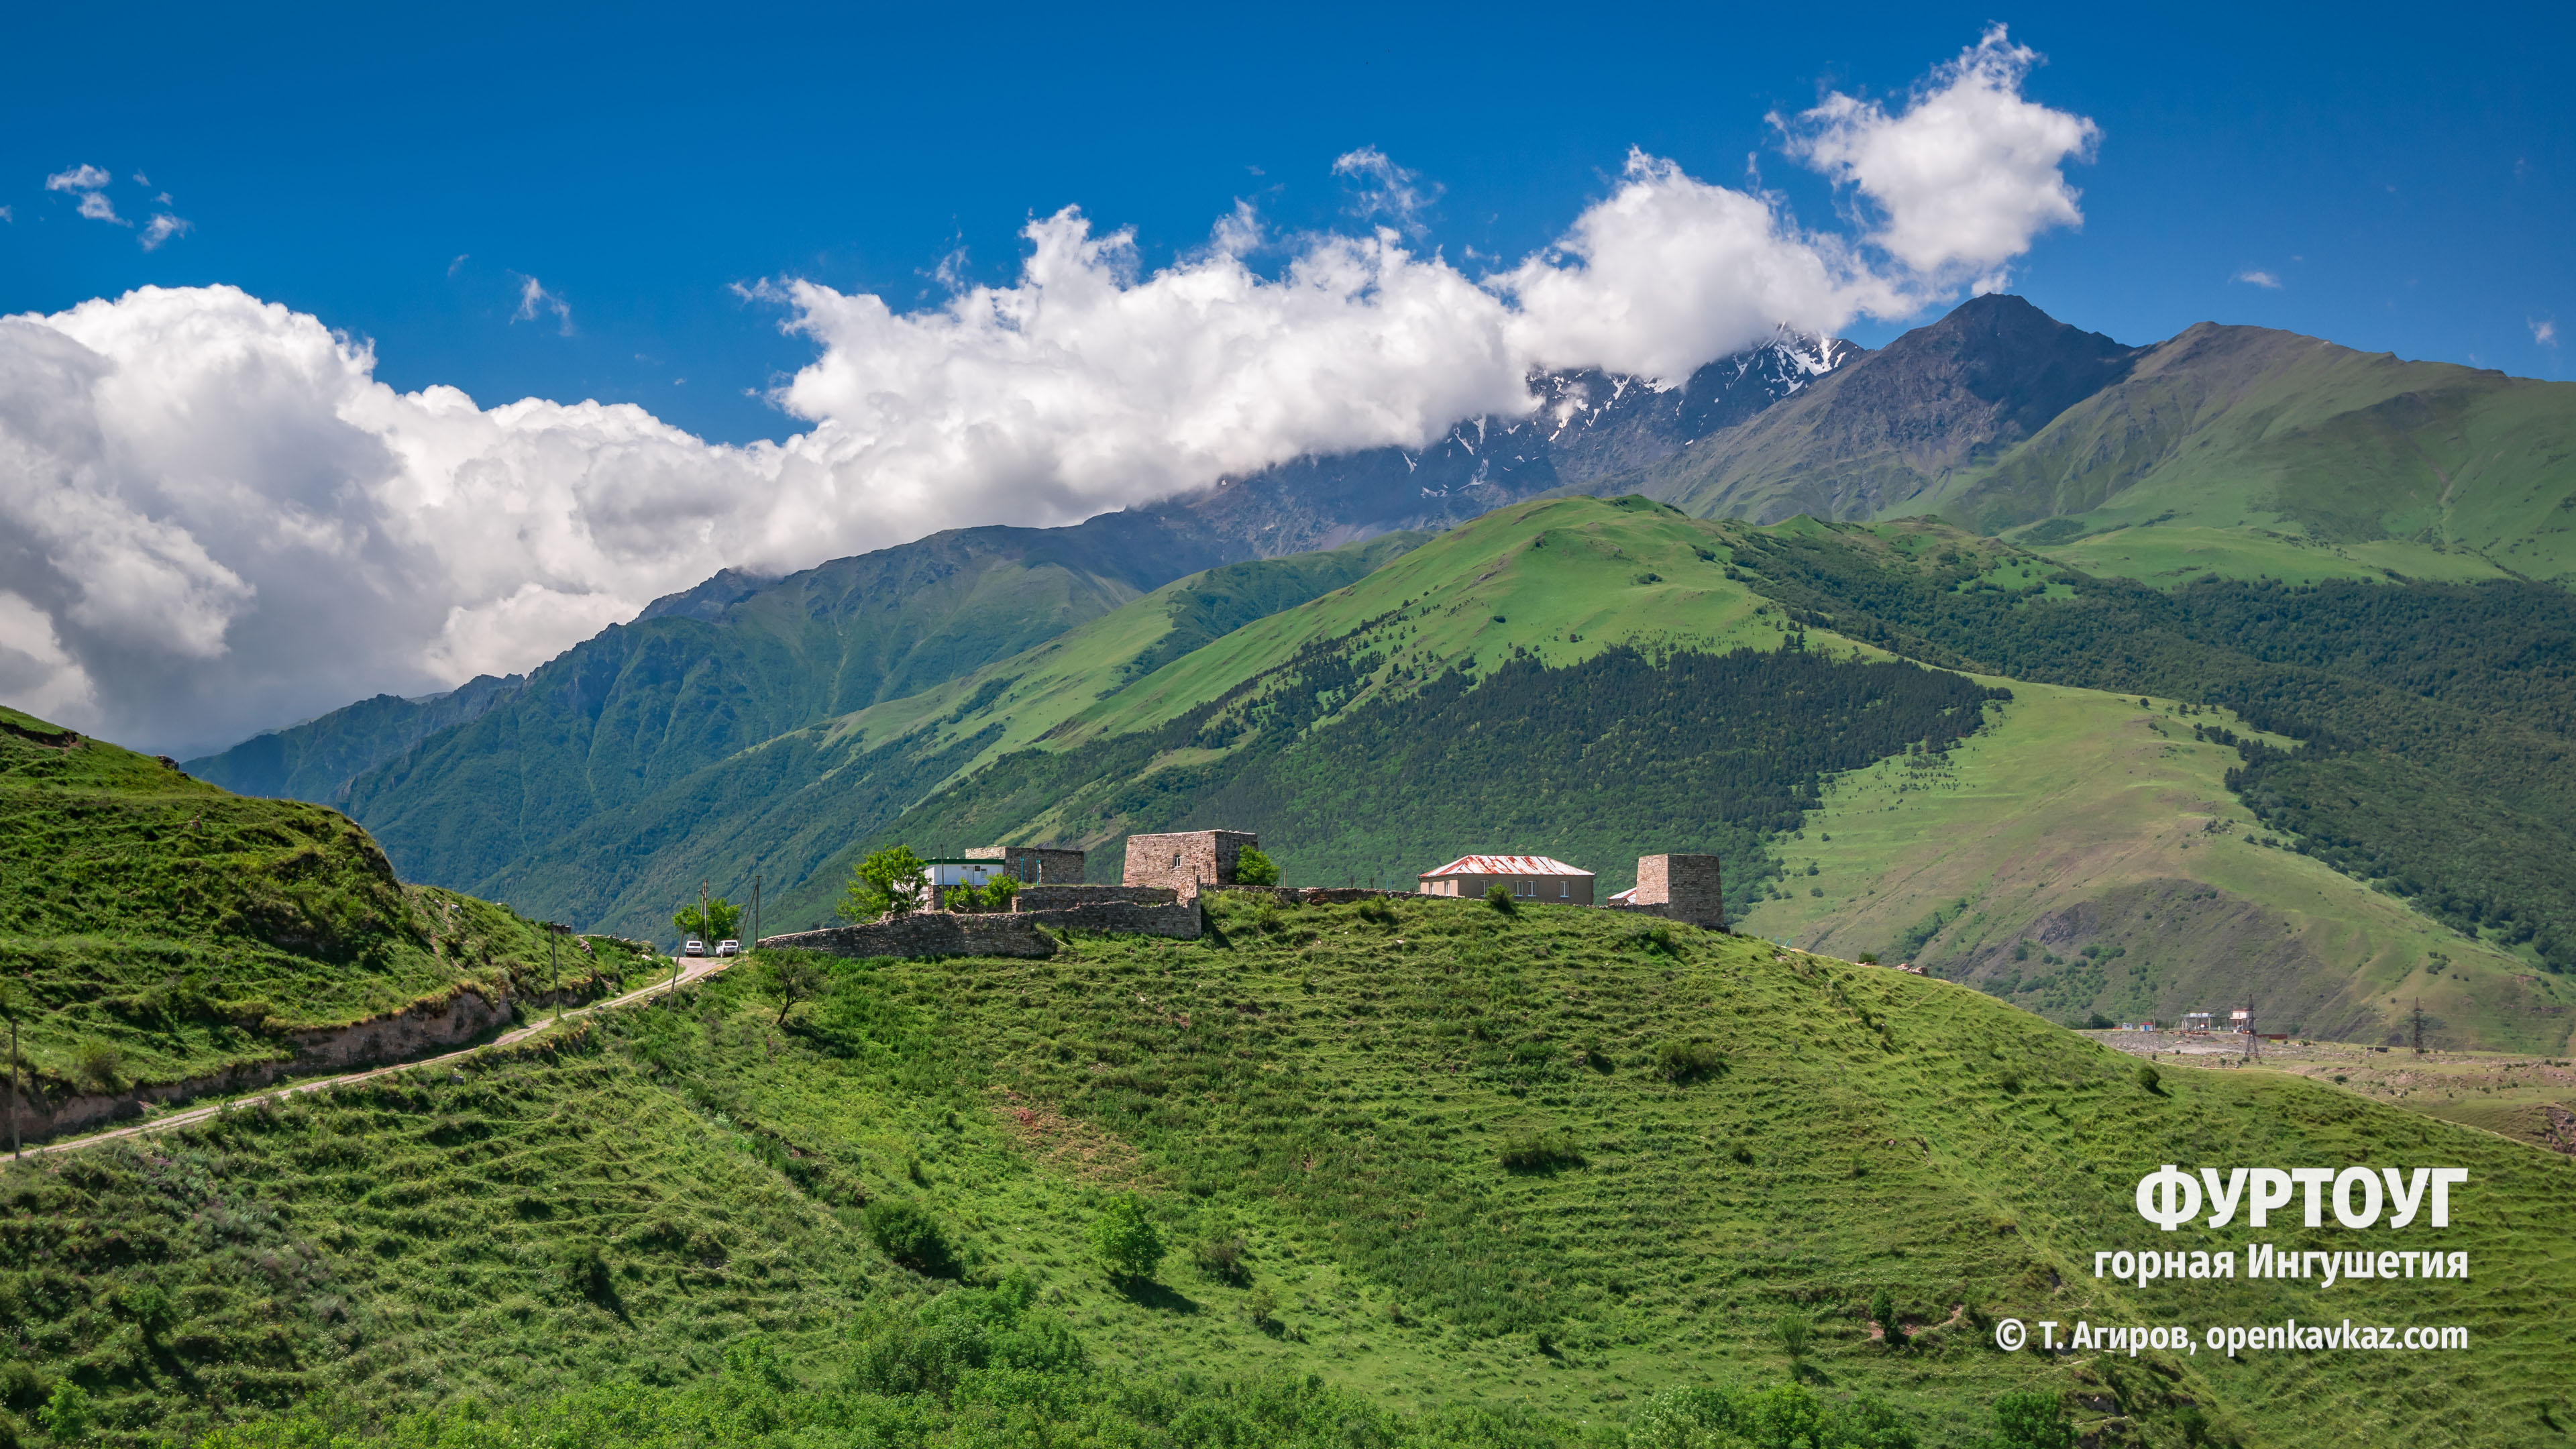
(1923, 325), (2576, 584)
(0, 706), (649, 1098)
(2087, 1032), (2576, 1157)
(1729, 684), (2572, 1054)
(5, 906), (2570, 1449)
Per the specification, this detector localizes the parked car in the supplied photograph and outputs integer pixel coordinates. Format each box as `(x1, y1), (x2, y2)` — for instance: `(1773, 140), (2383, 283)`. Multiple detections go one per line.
(716, 939), (741, 957)
(682, 938), (706, 957)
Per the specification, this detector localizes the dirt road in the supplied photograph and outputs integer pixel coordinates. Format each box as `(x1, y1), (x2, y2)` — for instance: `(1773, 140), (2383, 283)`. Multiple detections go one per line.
(11, 952), (739, 1162)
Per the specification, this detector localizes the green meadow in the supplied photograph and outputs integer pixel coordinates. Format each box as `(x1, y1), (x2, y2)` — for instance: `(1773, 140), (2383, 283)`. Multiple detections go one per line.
(5, 894), (2569, 1448)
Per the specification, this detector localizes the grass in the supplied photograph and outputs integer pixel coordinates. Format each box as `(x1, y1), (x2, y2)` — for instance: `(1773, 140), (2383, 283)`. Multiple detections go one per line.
(1731, 683), (2571, 1055)
(0, 706), (653, 1100)
(2088, 1030), (2576, 1155)
(6, 901), (2569, 1449)
(2027, 526), (2513, 590)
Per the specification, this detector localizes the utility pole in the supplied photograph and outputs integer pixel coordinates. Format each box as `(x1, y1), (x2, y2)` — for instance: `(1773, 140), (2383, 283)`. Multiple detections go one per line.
(2243, 1004), (2258, 1063)
(2414, 998), (2424, 1056)
(753, 873), (761, 953)
(8, 1012), (19, 1161)
(549, 924), (559, 1022)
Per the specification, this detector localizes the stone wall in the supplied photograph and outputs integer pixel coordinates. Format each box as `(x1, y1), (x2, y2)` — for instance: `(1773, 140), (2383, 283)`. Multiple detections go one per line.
(1210, 885), (1411, 906)
(966, 845), (1087, 883)
(1620, 853), (1727, 930)
(761, 914), (1059, 961)
(1014, 884), (1177, 911)
(1017, 900), (1201, 939)
(1122, 830), (1256, 902)
(762, 896), (1203, 958)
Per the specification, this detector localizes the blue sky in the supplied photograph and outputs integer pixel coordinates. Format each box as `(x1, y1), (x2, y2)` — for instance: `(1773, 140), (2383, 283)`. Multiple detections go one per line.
(7, 0), (2569, 447)
(5, 0), (2574, 755)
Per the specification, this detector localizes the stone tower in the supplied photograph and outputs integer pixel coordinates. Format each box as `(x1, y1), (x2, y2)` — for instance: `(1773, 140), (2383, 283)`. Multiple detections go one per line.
(1631, 854), (1725, 930)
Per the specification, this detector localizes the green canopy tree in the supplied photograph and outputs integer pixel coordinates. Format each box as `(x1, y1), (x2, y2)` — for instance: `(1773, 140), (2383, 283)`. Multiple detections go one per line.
(1232, 847), (1280, 886)
(841, 847), (929, 921)
(674, 898), (743, 943)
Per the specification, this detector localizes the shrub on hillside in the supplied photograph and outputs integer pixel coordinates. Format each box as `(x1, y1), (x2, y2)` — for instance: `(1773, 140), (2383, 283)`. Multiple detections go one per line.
(1656, 1038), (1727, 1083)
(74, 1040), (123, 1094)
(2136, 1063), (2163, 1095)
(1089, 1195), (1165, 1283)
(1485, 884), (1516, 914)
(1631, 1379), (1919, 1448)
(863, 1198), (957, 1277)
(1233, 848), (1280, 886)
(1498, 1128), (1585, 1173)
(1774, 1313), (1813, 1365)
(1192, 1234), (1251, 1285)
(1870, 1286), (1902, 1350)
(1982, 1390), (2077, 1449)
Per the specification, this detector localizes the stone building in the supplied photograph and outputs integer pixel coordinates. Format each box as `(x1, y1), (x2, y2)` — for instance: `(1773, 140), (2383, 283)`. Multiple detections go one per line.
(1417, 854), (1595, 905)
(965, 845), (1086, 884)
(1609, 853), (1725, 930)
(1122, 830), (1258, 901)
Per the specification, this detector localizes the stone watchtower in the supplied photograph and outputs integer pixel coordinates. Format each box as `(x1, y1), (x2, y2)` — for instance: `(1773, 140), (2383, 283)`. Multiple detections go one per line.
(1630, 854), (1725, 930)
(1122, 830), (1258, 902)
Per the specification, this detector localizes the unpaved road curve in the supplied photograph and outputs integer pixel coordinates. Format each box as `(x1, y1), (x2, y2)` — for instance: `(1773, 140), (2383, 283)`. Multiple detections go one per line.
(11, 953), (739, 1162)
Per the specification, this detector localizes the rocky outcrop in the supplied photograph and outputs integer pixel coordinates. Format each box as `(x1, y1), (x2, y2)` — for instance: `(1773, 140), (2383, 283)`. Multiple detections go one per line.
(3, 985), (513, 1144)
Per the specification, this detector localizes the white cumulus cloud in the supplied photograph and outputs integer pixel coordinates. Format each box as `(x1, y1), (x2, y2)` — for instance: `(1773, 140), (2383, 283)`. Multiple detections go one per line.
(2233, 269), (2282, 289)
(0, 33), (2096, 757)
(1778, 25), (2097, 287)
(2534, 317), (2559, 347)
(141, 213), (192, 250)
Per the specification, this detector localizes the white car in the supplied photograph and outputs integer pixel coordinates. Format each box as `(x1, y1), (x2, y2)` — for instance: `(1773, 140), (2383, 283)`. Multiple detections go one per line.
(716, 939), (741, 957)
(682, 938), (706, 957)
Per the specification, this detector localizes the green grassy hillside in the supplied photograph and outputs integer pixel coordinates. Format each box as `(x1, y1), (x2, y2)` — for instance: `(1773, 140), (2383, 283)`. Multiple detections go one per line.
(1618, 299), (2576, 590)
(0, 706), (647, 1104)
(1933, 324), (2576, 583)
(415, 497), (2569, 1053)
(5, 904), (2569, 1448)
(1731, 682), (2571, 1053)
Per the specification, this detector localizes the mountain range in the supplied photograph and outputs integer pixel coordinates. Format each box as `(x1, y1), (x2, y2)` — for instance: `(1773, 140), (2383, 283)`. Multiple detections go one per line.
(178, 294), (2576, 1050)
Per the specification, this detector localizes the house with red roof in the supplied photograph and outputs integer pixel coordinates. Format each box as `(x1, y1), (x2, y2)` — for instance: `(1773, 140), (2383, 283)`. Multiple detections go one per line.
(1416, 854), (1595, 905)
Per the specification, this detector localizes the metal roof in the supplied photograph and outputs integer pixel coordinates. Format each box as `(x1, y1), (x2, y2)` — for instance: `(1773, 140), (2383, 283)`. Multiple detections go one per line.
(1419, 854), (1593, 878)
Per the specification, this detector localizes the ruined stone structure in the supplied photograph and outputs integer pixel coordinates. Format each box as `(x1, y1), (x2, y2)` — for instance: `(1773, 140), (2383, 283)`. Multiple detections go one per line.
(1014, 884), (1176, 911)
(1122, 830), (1257, 902)
(965, 845), (1087, 883)
(1618, 853), (1727, 930)
(761, 890), (1203, 961)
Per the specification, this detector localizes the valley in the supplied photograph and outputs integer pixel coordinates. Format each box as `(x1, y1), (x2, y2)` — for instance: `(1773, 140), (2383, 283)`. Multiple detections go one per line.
(13, 289), (2576, 1449)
